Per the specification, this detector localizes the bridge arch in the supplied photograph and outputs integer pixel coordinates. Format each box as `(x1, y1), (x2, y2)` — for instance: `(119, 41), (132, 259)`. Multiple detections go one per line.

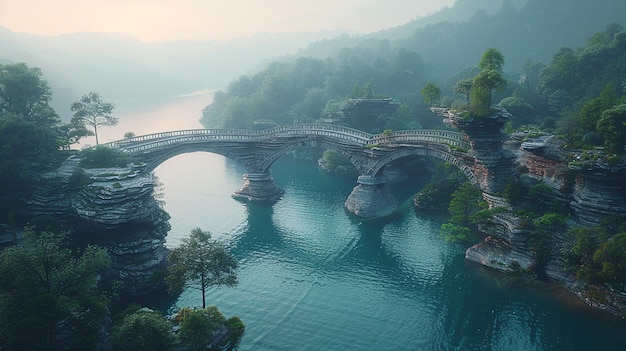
(366, 145), (478, 185)
(257, 138), (363, 174)
(138, 144), (256, 173)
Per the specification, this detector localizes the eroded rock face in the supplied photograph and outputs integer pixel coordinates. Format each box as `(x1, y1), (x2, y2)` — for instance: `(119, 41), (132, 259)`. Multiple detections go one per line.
(465, 134), (626, 316)
(27, 157), (170, 296)
(570, 167), (626, 227)
(345, 176), (398, 218)
(449, 111), (514, 195)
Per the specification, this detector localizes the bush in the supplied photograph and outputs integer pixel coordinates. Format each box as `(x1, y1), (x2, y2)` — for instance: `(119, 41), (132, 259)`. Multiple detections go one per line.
(79, 146), (133, 168)
(440, 223), (472, 244)
(109, 309), (175, 351)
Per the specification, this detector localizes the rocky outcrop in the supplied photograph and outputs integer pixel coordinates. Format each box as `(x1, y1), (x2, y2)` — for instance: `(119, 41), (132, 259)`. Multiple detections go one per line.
(463, 133), (626, 316)
(232, 172), (285, 202)
(26, 156), (170, 296)
(448, 109), (515, 195)
(570, 164), (626, 227)
(345, 175), (398, 218)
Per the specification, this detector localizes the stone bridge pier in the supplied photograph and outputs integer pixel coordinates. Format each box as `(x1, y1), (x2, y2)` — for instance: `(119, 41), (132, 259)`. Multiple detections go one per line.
(344, 175), (398, 218)
(231, 172), (285, 203)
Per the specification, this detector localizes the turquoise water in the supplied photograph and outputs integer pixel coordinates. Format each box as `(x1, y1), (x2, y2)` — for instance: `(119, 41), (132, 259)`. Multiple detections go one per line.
(154, 153), (626, 351)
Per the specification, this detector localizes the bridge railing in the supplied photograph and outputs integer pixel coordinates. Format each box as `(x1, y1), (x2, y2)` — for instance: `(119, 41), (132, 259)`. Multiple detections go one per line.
(102, 124), (470, 153)
(369, 130), (470, 149)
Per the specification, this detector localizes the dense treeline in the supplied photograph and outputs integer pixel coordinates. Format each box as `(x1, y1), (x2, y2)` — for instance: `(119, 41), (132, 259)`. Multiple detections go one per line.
(204, 22), (626, 155)
(0, 63), (245, 350)
(200, 46), (437, 132)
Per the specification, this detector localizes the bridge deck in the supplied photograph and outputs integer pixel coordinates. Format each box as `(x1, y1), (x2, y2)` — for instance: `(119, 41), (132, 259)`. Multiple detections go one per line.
(103, 124), (469, 153)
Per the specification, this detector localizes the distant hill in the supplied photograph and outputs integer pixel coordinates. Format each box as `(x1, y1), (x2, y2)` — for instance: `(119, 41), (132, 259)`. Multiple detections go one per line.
(402, 0), (626, 76)
(3, 0), (624, 119)
(0, 28), (339, 118)
(299, 0), (626, 78)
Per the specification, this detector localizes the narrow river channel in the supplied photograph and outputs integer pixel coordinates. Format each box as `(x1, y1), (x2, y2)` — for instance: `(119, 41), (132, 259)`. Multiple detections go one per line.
(102, 92), (626, 350)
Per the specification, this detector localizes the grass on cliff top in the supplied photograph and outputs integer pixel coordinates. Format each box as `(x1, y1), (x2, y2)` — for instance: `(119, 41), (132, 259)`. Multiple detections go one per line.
(79, 146), (135, 169)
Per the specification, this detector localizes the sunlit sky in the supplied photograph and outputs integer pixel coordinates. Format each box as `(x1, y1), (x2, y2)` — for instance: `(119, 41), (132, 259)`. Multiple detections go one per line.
(0, 0), (455, 42)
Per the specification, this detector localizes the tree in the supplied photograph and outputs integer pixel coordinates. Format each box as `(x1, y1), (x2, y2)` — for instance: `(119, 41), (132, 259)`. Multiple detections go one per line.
(596, 103), (626, 153)
(579, 84), (618, 134)
(174, 306), (244, 351)
(448, 182), (486, 227)
(0, 63), (65, 193)
(70, 92), (117, 145)
(166, 228), (238, 309)
(0, 63), (57, 125)
(471, 68), (507, 116)
(469, 48), (507, 116)
(109, 309), (176, 351)
(0, 228), (111, 350)
(453, 78), (473, 109)
(421, 82), (441, 107)
(593, 233), (626, 284)
(478, 48), (505, 73)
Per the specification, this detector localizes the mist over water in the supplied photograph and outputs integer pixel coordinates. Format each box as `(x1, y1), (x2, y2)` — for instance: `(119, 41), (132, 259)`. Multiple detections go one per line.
(131, 95), (625, 350)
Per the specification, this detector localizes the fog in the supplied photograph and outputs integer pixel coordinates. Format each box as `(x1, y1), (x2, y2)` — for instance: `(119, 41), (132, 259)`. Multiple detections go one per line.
(1, 0), (624, 119)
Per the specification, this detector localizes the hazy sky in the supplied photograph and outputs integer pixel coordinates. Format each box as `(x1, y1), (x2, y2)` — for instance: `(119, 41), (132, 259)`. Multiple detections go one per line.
(0, 0), (455, 42)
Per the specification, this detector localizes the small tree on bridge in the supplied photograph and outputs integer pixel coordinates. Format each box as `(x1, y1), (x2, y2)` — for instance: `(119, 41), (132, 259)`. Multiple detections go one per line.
(70, 92), (117, 145)
(166, 228), (238, 309)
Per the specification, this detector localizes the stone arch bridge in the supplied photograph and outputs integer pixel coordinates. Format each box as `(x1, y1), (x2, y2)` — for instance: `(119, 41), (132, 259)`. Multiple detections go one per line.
(104, 120), (511, 218)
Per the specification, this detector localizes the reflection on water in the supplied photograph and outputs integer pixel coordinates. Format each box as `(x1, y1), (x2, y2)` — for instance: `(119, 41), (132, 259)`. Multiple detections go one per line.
(154, 154), (626, 351)
(78, 90), (214, 147)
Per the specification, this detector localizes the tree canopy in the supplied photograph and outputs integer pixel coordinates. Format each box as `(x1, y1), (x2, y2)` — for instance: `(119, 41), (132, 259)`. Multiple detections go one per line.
(166, 228), (238, 309)
(70, 92), (117, 145)
(0, 228), (111, 350)
(0, 63), (67, 197)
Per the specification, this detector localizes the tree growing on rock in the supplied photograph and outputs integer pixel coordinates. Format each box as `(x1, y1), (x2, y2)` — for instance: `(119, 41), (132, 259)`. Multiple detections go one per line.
(166, 228), (238, 309)
(0, 228), (111, 350)
(470, 48), (507, 116)
(70, 92), (117, 145)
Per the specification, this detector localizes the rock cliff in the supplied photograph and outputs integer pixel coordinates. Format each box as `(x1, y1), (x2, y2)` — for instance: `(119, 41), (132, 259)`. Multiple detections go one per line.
(27, 155), (170, 296)
(464, 133), (626, 316)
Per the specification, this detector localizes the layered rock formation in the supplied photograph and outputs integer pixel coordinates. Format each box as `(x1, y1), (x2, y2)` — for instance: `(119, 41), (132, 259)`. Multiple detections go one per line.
(344, 175), (398, 218)
(463, 132), (626, 316)
(448, 109), (515, 195)
(27, 155), (170, 296)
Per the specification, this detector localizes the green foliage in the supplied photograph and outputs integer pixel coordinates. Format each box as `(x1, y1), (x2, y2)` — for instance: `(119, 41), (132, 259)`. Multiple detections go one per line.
(533, 212), (567, 228)
(0, 63), (67, 195)
(199, 48), (428, 130)
(596, 103), (626, 153)
(470, 206), (507, 225)
(167, 228), (238, 309)
(448, 182), (487, 226)
(79, 146), (134, 168)
(109, 309), (175, 351)
(421, 82), (441, 107)
(413, 162), (466, 211)
(502, 177), (522, 203)
(593, 233), (626, 285)
(479, 48), (505, 73)
(321, 149), (354, 173)
(70, 92), (117, 145)
(0, 228), (111, 350)
(0, 63), (56, 123)
(439, 223), (472, 244)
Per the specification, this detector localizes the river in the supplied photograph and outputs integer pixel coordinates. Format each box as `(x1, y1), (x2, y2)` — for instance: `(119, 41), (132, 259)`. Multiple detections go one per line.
(105, 93), (626, 350)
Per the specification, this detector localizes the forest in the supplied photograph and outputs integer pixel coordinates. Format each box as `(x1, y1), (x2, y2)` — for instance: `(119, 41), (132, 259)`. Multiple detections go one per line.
(201, 22), (626, 154)
(2, 0), (626, 349)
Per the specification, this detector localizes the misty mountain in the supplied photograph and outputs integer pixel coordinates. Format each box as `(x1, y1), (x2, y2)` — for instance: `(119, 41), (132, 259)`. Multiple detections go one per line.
(401, 0), (626, 76)
(0, 27), (341, 119)
(2, 0), (625, 120)
(299, 0), (626, 78)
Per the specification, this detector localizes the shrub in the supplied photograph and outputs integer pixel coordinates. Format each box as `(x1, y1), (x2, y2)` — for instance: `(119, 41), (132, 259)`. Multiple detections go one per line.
(79, 146), (133, 168)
